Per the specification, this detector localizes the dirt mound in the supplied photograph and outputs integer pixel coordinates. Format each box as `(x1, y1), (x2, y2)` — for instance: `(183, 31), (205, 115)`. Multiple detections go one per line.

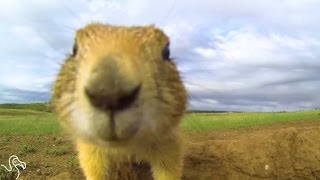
(183, 122), (320, 180)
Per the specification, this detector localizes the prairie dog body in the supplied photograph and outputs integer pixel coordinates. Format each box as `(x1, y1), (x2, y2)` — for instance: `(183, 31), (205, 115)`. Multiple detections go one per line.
(52, 23), (187, 180)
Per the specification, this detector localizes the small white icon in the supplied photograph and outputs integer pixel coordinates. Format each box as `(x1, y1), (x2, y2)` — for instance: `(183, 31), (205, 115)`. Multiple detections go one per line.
(1, 155), (27, 179)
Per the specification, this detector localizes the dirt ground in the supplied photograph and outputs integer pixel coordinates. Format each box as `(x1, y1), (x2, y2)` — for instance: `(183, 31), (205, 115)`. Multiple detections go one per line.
(1, 119), (320, 180)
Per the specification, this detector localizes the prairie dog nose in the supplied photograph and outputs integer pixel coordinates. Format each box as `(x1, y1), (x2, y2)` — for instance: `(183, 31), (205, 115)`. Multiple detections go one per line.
(84, 56), (141, 111)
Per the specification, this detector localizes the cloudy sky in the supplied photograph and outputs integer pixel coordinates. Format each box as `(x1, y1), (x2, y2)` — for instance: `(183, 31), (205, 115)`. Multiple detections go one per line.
(1, 0), (320, 112)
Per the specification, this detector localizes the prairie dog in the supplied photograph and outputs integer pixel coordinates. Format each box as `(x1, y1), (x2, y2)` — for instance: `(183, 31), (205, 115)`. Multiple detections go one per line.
(52, 23), (187, 180)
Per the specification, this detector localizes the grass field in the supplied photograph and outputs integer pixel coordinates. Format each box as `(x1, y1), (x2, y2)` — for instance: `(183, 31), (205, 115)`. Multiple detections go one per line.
(0, 109), (60, 135)
(0, 104), (319, 135)
(0, 104), (319, 179)
(183, 110), (320, 131)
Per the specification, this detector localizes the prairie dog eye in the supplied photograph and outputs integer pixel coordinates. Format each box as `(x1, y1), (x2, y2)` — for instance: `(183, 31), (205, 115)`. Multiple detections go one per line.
(162, 43), (170, 60)
(72, 41), (78, 57)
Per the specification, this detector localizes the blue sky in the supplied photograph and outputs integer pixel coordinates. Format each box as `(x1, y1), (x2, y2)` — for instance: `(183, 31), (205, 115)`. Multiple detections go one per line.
(1, 0), (320, 111)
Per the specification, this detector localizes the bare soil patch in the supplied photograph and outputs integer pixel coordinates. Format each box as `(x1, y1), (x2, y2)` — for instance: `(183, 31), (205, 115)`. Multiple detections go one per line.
(1, 119), (319, 180)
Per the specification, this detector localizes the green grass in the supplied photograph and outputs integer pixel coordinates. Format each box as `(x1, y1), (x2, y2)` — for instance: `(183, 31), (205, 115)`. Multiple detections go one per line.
(0, 105), (319, 135)
(46, 148), (69, 156)
(182, 110), (320, 131)
(67, 154), (80, 169)
(0, 103), (52, 112)
(20, 144), (36, 153)
(0, 167), (18, 180)
(0, 109), (61, 135)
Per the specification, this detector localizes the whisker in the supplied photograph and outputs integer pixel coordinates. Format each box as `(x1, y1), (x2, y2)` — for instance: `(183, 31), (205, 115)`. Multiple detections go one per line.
(59, 100), (76, 119)
(61, 1), (80, 21)
(60, 24), (77, 33)
(158, 0), (177, 26)
(60, 98), (75, 109)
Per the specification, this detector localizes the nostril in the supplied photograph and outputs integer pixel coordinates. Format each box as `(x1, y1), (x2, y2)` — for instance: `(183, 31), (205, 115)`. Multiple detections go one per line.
(85, 88), (113, 110)
(117, 85), (141, 110)
(85, 85), (141, 111)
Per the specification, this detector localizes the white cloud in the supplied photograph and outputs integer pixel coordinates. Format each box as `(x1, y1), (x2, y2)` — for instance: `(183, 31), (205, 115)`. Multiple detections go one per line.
(0, 0), (319, 111)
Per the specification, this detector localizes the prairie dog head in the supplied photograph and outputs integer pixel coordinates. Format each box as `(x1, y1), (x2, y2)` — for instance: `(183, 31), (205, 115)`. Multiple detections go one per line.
(52, 23), (187, 146)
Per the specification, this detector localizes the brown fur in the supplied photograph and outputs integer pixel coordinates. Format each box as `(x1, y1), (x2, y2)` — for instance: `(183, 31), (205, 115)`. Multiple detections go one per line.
(52, 23), (187, 180)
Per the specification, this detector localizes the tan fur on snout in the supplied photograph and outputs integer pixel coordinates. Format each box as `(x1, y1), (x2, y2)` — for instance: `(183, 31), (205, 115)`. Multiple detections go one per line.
(52, 23), (187, 180)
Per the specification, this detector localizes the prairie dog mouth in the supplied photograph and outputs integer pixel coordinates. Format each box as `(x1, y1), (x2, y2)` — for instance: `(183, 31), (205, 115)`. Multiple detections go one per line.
(98, 110), (140, 142)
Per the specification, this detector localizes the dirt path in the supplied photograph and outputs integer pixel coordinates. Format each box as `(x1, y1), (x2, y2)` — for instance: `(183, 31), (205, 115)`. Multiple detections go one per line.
(183, 120), (320, 180)
(1, 119), (320, 180)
